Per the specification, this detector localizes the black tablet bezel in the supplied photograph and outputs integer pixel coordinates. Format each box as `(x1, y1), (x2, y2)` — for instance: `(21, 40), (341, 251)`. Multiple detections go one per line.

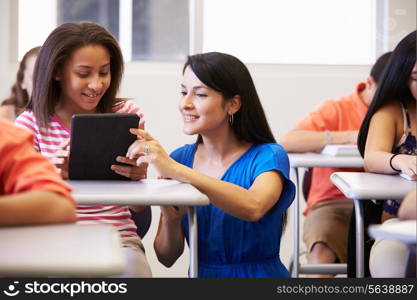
(69, 113), (140, 180)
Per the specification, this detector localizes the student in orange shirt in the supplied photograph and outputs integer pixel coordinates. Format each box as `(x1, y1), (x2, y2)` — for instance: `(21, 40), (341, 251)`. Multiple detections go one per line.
(279, 52), (391, 277)
(0, 118), (76, 226)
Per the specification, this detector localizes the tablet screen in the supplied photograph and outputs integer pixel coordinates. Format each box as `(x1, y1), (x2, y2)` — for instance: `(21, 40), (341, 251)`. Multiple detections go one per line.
(69, 113), (140, 180)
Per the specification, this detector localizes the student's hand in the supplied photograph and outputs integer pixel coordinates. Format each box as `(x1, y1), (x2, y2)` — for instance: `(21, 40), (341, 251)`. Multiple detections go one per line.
(126, 128), (178, 179)
(393, 154), (417, 179)
(50, 140), (70, 179)
(111, 156), (148, 180)
(347, 130), (359, 145)
(110, 119), (148, 180)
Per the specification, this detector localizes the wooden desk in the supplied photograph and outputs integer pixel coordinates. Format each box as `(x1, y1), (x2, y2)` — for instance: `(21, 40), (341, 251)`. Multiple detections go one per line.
(330, 172), (415, 277)
(0, 224), (124, 276)
(288, 153), (363, 277)
(68, 179), (210, 278)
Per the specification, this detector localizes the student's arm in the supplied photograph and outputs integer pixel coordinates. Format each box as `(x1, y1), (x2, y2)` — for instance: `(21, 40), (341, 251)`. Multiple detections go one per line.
(280, 129), (358, 153)
(398, 191), (416, 220)
(364, 105), (417, 178)
(0, 121), (77, 226)
(0, 191), (76, 226)
(279, 99), (357, 152)
(127, 129), (284, 222)
(153, 206), (187, 267)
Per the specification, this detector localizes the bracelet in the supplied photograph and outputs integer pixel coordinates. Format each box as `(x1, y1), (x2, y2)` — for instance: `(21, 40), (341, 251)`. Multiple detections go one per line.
(389, 153), (401, 172)
(324, 130), (333, 145)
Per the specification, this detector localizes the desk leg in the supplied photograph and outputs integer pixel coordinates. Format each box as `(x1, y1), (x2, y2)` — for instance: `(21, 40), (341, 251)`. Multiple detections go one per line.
(291, 167), (300, 278)
(353, 199), (364, 278)
(188, 207), (198, 278)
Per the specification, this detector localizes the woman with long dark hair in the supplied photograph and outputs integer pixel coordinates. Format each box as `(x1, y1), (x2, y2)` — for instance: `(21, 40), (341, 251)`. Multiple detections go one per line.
(354, 31), (416, 277)
(127, 52), (295, 277)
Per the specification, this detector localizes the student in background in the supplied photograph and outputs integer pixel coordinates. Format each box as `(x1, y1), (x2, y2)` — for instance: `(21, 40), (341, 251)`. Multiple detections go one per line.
(357, 30), (416, 278)
(0, 46), (41, 121)
(279, 52), (391, 277)
(0, 118), (76, 226)
(15, 21), (151, 277)
(127, 52), (295, 278)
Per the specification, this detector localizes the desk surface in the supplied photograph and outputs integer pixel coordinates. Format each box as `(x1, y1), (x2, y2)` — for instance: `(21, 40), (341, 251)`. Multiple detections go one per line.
(369, 220), (416, 245)
(289, 152), (363, 168)
(0, 224), (124, 276)
(331, 172), (415, 200)
(69, 179), (210, 206)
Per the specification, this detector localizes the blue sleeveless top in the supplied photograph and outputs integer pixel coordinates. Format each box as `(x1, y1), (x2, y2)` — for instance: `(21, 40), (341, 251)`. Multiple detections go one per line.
(384, 102), (416, 215)
(170, 143), (295, 278)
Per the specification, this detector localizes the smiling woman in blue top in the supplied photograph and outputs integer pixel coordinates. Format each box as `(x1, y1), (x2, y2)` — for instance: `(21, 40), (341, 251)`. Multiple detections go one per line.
(127, 52), (295, 278)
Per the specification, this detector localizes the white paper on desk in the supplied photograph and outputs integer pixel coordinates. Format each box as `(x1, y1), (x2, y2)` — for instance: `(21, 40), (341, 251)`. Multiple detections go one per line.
(400, 172), (416, 181)
(321, 145), (360, 156)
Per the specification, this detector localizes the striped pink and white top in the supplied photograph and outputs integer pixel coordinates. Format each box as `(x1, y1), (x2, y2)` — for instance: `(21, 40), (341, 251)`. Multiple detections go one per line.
(15, 100), (144, 240)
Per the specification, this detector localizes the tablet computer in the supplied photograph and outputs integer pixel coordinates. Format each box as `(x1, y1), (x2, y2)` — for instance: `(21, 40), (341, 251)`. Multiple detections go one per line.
(69, 113), (140, 180)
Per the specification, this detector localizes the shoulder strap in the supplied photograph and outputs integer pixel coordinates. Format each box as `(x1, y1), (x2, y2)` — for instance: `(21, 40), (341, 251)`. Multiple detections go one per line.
(400, 102), (411, 135)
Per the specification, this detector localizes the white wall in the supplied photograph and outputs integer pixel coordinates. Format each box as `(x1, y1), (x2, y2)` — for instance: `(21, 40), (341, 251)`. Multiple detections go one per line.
(0, 0), (17, 99)
(1, 0), (415, 277)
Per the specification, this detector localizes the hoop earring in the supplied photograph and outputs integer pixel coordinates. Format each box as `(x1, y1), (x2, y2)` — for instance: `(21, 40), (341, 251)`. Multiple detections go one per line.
(229, 114), (234, 126)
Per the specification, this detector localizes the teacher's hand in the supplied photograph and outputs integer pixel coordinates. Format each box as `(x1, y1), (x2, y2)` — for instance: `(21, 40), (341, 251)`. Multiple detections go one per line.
(126, 128), (178, 179)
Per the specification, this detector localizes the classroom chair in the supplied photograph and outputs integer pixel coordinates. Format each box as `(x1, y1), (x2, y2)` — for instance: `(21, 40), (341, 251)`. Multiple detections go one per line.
(129, 207), (152, 239)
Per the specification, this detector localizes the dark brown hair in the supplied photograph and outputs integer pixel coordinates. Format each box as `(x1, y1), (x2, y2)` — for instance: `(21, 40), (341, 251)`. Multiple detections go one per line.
(183, 52), (289, 228)
(27, 21), (124, 127)
(358, 31), (416, 156)
(1, 46), (41, 115)
(184, 52), (276, 145)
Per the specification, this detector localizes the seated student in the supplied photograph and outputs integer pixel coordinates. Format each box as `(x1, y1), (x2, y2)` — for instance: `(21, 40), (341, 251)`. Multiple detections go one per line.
(15, 21), (151, 277)
(369, 190), (416, 278)
(0, 118), (76, 226)
(0, 46), (41, 121)
(356, 30), (416, 277)
(279, 52), (391, 277)
(126, 52), (295, 278)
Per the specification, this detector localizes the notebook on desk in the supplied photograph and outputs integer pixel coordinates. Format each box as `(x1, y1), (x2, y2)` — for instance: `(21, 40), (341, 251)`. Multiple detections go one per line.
(321, 144), (360, 157)
(69, 113), (140, 180)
